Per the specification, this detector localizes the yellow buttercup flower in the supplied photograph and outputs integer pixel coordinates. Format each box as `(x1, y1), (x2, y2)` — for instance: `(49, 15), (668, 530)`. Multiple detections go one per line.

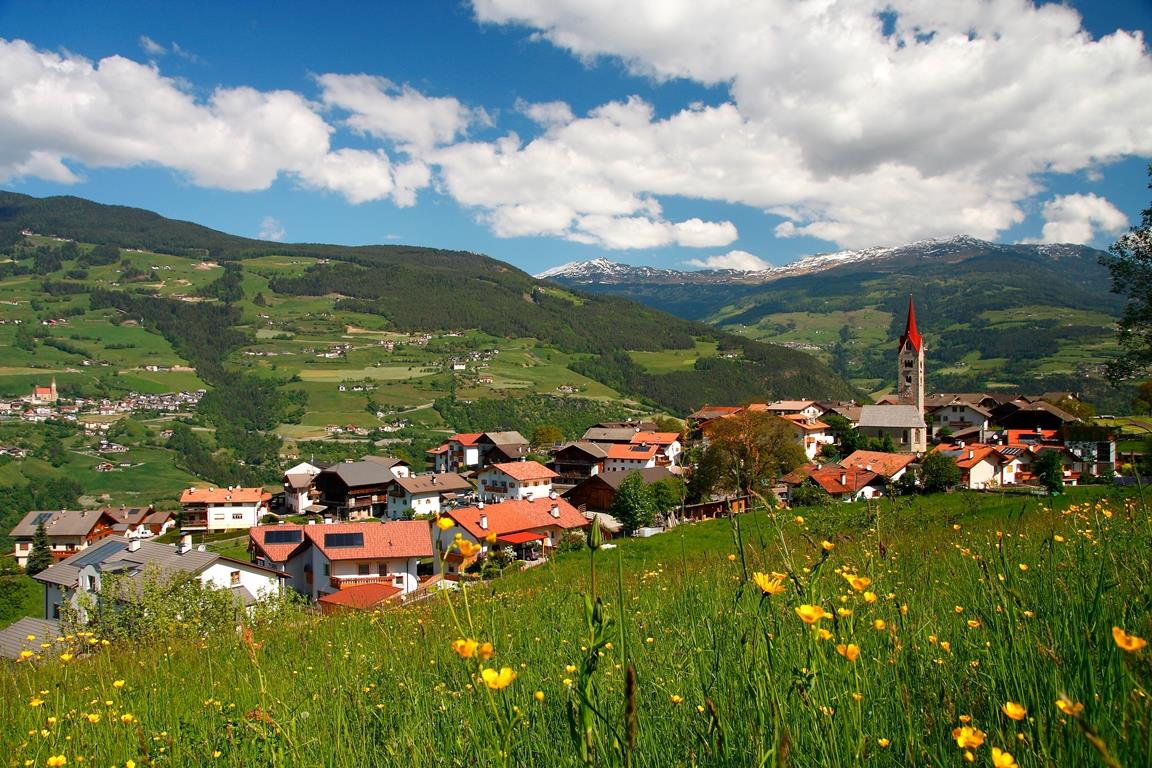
(670, 694), (683, 704)
(435, 516), (455, 531)
(877, 738), (890, 748)
(112, 680), (125, 689)
(481, 666), (517, 690)
(863, 591), (878, 603)
(46, 757), (67, 767)
(29, 697), (43, 707)
(121, 713), (135, 724)
(952, 726), (986, 749)
(992, 747), (1017, 767)
(1001, 702), (1027, 721)
(457, 539), (482, 557)
(793, 515), (805, 525)
(843, 574), (872, 592)
(752, 572), (786, 596)
(727, 553), (737, 561)
(86, 713), (100, 724)
(484, 531), (498, 545)
(795, 604), (830, 624)
(836, 643), (860, 662)
(451, 638), (479, 659)
(821, 540), (835, 552)
(1056, 697), (1083, 718)
(1112, 626), (1148, 653)
(815, 628), (833, 641)
(478, 642), (495, 661)
(534, 690), (545, 702)
(873, 619), (886, 631)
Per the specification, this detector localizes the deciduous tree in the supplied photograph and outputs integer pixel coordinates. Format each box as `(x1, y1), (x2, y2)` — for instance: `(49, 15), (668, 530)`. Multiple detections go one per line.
(611, 471), (657, 534)
(1101, 164), (1152, 380)
(920, 451), (961, 493)
(699, 411), (806, 498)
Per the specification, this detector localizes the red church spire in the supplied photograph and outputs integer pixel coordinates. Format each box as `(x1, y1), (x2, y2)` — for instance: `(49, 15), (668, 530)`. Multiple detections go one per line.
(899, 295), (922, 352)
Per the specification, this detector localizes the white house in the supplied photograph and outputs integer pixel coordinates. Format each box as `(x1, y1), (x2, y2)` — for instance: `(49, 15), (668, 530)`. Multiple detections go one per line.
(281, 461), (325, 515)
(764, 400), (825, 419)
(477, 461), (558, 502)
(779, 415), (835, 460)
(926, 401), (992, 442)
(269, 521), (433, 601)
(179, 486), (271, 533)
(428, 433), (484, 473)
(628, 432), (683, 466)
(604, 443), (660, 472)
(385, 472), (472, 518)
(32, 536), (287, 623)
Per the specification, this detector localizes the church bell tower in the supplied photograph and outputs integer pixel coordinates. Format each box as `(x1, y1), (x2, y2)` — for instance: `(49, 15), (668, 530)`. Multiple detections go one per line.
(897, 295), (924, 413)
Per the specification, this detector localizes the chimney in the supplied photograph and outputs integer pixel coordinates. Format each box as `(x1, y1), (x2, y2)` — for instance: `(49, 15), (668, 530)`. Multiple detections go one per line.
(178, 533), (192, 554)
(479, 512), (488, 530)
(431, 476), (437, 485)
(551, 504), (560, 519)
(968, 450), (975, 460)
(840, 471), (847, 486)
(127, 539), (141, 552)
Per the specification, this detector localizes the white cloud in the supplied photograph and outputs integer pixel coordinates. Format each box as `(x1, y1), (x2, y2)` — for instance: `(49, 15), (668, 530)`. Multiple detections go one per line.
(517, 98), (574, 126)
(316, 73), (490, 152)
(258, 216), (286, 241)
(686, 249), (770, 270)
(139, 36), (166, 56)
(1032, 193), (1128, 245)
(0, 40), (426, 206)
(468, 0), (1152, 247)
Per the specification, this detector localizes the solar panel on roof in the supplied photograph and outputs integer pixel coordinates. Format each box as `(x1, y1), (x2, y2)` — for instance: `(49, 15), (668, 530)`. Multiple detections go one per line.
(264, 529), (303, 544)
(324, 532), (364, 548)
(33, 512), (53, 525)
(69, 540), (128, 568)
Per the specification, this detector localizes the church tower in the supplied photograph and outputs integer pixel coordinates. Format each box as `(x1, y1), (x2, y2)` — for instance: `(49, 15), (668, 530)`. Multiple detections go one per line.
(897, 295), (924, 413)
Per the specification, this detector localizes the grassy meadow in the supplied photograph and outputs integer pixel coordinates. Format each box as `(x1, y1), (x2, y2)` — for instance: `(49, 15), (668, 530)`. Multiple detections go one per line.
(3, 486), (1150, 767)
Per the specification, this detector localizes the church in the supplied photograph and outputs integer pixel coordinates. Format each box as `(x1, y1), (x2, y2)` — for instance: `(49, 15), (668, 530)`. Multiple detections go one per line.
(858, 297), (928, 453)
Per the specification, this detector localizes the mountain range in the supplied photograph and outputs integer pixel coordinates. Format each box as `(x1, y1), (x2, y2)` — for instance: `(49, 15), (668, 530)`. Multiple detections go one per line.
(537, 236), (1128, 409)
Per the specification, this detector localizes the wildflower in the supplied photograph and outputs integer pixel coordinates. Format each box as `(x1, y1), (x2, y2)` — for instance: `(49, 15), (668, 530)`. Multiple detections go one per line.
(435, 516), (455, 531)
(121, 713), (135, 724)
(992, 747), (1017, 767)
(727, 554), (737, 561)
(1053, 535), (1065, 542)
(670, 694), (683, 704)
(1002, 702), (1026, 720)
(20, 649), (34, 660)
(877, 738), (890, 748)
(565, 664), (577, 674)
(836, 643), (860, 662)
(873, 619), (886, 631)
(59, 653), (74, 663)
(534, 691), (545, 703)
(86, 713), (100, 724)
(29, 697), (43, 707)
(816, 628), (833, 641)
(795, 604), (830, 624)
(1019, 563), (1029, 572)
(793, 515), (805, 525)
(478, 642), (495, 661)
(752, 571), (787, 595)
(940, 641), (952, 651)
(484, 531), (498, 545)
(1056, 697), (1083, 718)
(953, 726), (986, 749)
(113, 680), (125, 689)
(837, 607), (853, 617)
(47, 757), (67, 767)
(844, 574), (872, 592)
(821, 540), (835, 552)
(457, 539), (482, 557)
(127, 761), (136, 768)
(967, 619), (981, 629)
(1112, 626), (1148, 653)
(863, 591), (878, 603)
(562, 678), (572, 686)
(451, 639), (479, 659)
(481, 667), (517, 690)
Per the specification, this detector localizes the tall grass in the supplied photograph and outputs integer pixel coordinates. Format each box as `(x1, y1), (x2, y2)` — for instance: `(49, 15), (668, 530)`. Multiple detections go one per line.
(2, 486), (1149, 767)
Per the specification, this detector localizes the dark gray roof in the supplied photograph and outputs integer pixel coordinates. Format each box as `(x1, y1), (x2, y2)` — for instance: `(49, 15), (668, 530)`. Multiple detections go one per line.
(393, 472), (473, 495)
(34, 537), (219, 589)
(582, 427), (639, 443)
(552, 441), (608, 459)
(323, 460), (397, 487)
(858, 405), (926, 429)
(576, 467), (676, 491)
(10, 509), (111, 538)
(0, 618), (61, 660)
(361, 455), (409, 468)
(482, 431), (527, 446)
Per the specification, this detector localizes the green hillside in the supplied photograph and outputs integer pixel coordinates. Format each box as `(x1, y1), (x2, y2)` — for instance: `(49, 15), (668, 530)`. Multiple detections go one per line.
(2, 487), (1147, 767)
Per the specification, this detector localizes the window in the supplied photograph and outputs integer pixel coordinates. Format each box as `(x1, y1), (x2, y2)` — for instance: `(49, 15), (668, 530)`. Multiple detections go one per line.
(213, 513), (225, 521)
(323, 563), (330, 577)
(52, 604), (60, 619)
(232, 512), (245, 520)
(86, 575), (96, 591)
(358, 563), (370, 576)
(230, 570), (241, 586)
(392, 576), (404, 587)
(17, 542), (28, 551)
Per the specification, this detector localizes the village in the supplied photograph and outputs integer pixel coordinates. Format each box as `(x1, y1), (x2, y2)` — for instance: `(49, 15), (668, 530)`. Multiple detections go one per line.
(0, 298), (1125, 656)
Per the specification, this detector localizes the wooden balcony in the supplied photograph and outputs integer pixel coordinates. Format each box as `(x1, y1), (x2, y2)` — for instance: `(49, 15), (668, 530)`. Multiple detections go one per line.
(331, 574), (403, 590)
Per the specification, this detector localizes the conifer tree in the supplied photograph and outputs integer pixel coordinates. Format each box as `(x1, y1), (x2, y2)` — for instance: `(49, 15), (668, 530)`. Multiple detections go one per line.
(25, 521), (53, 576)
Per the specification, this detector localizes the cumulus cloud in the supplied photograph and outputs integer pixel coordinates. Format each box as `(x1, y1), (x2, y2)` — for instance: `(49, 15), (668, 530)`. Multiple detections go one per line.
(686, 250), (770, 270)
(1032, 193), (1128, 244)
(317, 73), (490, 152)
(258, 216), (286, 241)
(0, 39), (427, 206)
(469, 0), (1152, 247)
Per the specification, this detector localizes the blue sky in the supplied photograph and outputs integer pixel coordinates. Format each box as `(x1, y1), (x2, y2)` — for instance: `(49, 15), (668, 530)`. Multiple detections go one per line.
(0, 0), (1150, 274)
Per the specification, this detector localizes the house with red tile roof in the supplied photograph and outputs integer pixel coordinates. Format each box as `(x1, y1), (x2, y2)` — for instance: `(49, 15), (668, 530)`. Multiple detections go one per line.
(249, 520), (434, 601)
(604, 443), (661, 472)
(477, 461), (558, 502)
(180, 486), (271, 533)
(437, 498), (589, 572)
(931, 444), (1005, 489)
(839, 450), (916, 482)
(781, 464), (884, 502)
(428, 432), (484, 473)
(317, 582), (402, 616)
(779, 414), (835, 460)
(628, 432), (682, 466)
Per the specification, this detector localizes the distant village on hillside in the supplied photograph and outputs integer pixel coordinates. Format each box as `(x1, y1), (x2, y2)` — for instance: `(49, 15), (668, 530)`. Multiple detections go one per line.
(0, 296), (1126, 657)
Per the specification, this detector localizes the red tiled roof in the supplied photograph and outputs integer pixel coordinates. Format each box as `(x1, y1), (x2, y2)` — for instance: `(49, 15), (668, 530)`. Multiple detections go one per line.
(449, 498), (589, 540)
(317, 583), (402, 609)
(426, 444), (450, 455)
(486, 461), (558, 481)
(840, 450), (915, 478)
(690, 405), (742, 419)
(606, 443), (659, 460)
(451, 433), (484, 447)
(807, 465), (879, 495)
(629, 432), (680, 446)
(181, 486), (269, 504)
(498, 531), (546, 544)
(780, 414), (830, 432)
(935, 444), (1002, 470)
(249, 524), (308, 563)
(308, 521), (434, 561)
